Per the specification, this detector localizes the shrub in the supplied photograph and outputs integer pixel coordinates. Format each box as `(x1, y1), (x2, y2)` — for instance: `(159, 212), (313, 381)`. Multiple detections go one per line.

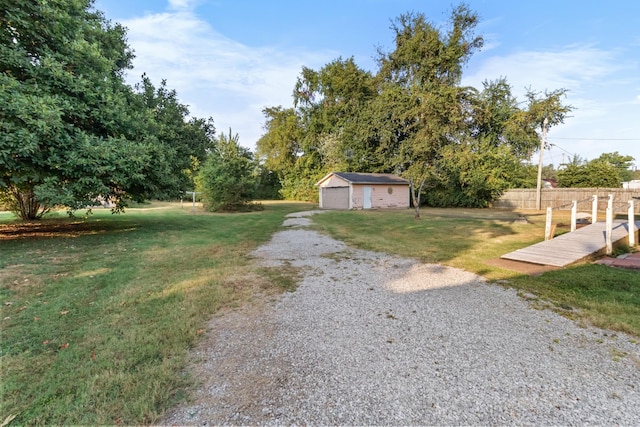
(196, 130), (259, 212)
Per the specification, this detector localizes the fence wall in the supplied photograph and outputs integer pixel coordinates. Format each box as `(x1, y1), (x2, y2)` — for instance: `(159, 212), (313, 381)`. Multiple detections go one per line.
(494, 188), (640, 213)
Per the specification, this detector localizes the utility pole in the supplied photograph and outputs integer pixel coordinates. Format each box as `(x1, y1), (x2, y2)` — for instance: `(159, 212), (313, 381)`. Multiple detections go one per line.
(535, 117), (548, 211)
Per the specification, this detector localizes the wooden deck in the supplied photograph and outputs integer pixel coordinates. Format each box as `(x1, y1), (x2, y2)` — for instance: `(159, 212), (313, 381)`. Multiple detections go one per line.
(501, 220), (640, 267)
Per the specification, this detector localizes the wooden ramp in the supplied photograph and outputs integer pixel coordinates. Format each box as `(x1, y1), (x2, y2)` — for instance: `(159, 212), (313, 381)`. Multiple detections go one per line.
(501, 220), (640, 267)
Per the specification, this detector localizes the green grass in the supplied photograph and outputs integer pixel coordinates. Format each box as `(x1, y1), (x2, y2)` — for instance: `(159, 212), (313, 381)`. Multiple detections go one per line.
(506, 265), (640, 334)
(311, 207), (537, 266)
(0, 201), (313, 426)
(312, 207), (640, 336)
(2, 203), (638, 425)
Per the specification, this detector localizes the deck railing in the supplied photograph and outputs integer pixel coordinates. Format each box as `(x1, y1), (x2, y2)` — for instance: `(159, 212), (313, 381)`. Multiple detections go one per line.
(545, 194), (637, 254)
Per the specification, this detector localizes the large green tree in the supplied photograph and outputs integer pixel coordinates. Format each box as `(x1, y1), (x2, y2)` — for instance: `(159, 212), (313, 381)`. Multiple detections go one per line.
(372, 6), (483, 217)
(134, 75), (215, 199)
(595, 151), (635, 183)
(256, 58), (378, 201)
(256, 106), (318, 200)
(2, 0), (133, 218)
(1, 0), (212, 219)
(293, 57), (377, 172)
(196, 129), (258, 212)
(256, 4), (573, 211)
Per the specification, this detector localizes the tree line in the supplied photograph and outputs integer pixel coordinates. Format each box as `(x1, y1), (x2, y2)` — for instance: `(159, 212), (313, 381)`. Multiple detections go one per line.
(256, 5), (635, 215)
(553, 152), (636, 188)
(2, 2), (635, 219)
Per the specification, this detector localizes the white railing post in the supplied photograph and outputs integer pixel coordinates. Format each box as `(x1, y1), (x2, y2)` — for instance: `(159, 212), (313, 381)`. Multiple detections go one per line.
(545, 207), (553, 241)
(629, 200), (636, 248)
(186, 191), (199, 213)
(606, 206), (613, 255)
(608, 194), (613, 213)
(571, 200), (577, 232)
(592, 195), (598, 223)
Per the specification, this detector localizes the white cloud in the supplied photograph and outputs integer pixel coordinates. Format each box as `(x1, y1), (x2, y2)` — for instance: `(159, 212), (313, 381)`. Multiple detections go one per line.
(464, 45), (617, 97)
(463, 45), (640, 164)
(167, 0), (199, 11)
(475, 16), (503, 53)
(120, 5), (640, 164)
(121, 4), (337, 148)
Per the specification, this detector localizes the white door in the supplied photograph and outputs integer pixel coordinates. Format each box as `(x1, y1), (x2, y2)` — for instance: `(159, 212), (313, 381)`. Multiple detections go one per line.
(363, 186), (372, 209)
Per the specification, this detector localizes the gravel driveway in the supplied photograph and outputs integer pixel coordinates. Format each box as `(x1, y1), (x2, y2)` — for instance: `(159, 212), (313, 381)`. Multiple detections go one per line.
(164, 211), (640, 425)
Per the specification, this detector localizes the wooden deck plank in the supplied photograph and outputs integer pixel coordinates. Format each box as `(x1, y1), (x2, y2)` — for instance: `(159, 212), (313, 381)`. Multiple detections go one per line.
(501, 220), (639, 267)
(501, 251), (581, 267)
(514, 245), (602, 256)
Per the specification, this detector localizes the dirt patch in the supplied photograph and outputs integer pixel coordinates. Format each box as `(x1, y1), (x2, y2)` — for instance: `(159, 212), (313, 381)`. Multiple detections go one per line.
(485, 257), (561, 275)
(162, 293), (288, 424)
(0, 221), (134, 241)
(0, 264), (46, 295)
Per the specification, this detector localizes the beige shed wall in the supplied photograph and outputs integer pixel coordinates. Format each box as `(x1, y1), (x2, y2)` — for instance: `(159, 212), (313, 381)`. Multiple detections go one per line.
(319, 175), (350, 188)
(351, 184), (409, 209)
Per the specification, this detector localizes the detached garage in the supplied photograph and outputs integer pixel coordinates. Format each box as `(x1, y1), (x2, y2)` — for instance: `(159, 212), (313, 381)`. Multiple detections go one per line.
(316, 172), (410, 210)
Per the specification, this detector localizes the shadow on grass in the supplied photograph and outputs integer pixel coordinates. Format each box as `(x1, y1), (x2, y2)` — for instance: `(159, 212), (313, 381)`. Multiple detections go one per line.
(0, 220), (137, 240)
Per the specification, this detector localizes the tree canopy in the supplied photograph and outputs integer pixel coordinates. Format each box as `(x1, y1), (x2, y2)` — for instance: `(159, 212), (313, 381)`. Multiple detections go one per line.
(6, 2), (627, 219)
(557, 152), (636, 188)
(1, 0), (214, 219)
(257, 4), (575, 212)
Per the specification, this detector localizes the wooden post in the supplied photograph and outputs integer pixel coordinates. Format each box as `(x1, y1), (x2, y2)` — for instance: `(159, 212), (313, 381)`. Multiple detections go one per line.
(570, 200), (577, 232)
(605, 206), (613, 255)
(591, 195), (598, 223)
(545, 207), (553, 241)
(629, 200), (636, 248)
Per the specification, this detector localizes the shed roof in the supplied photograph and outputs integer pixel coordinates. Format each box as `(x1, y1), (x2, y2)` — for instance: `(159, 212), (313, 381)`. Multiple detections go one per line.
(316, 172), (409, 186)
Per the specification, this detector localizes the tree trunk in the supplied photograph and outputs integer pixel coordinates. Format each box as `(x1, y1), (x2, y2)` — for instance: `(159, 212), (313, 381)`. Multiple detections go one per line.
(410, 178), (426, 219)
(8, 187), (49, 220)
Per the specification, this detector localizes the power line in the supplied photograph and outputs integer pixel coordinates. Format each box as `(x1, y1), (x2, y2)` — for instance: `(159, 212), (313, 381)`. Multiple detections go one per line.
(548, 143), (574, 156)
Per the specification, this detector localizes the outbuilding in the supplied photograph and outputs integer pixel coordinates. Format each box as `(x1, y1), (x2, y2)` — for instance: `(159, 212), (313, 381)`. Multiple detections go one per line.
(623, 180), (640, 189)
(315, 172), (410, 210)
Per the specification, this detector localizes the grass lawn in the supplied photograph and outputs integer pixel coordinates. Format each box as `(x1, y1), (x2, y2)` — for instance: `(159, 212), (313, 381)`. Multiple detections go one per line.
(0, 201), (313, 426)
(311, 207), (640, 336)
(2, 202), (638, 425)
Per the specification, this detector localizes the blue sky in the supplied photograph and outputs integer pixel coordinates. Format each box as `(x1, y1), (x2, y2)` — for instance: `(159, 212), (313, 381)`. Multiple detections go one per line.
(95, 0), (640, 169)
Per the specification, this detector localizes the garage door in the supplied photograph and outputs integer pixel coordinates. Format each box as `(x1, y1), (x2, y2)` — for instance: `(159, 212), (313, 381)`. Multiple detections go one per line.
(321, 187), (349, 209)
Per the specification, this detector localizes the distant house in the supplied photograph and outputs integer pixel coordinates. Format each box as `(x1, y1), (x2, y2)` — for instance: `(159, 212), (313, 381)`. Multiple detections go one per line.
(542, 178), (558, 188)
(622, 180), (640, 189)
(315, 172), (410, 210)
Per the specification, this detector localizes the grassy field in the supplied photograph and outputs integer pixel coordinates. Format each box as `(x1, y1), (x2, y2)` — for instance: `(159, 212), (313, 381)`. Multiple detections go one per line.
(311, 208), (640, 336)
(1, 203), (638, 425)
(0, 201), (313, 426)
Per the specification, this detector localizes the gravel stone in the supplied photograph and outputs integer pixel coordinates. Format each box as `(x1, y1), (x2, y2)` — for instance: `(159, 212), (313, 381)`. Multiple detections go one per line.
(163, 211), (640, 426)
